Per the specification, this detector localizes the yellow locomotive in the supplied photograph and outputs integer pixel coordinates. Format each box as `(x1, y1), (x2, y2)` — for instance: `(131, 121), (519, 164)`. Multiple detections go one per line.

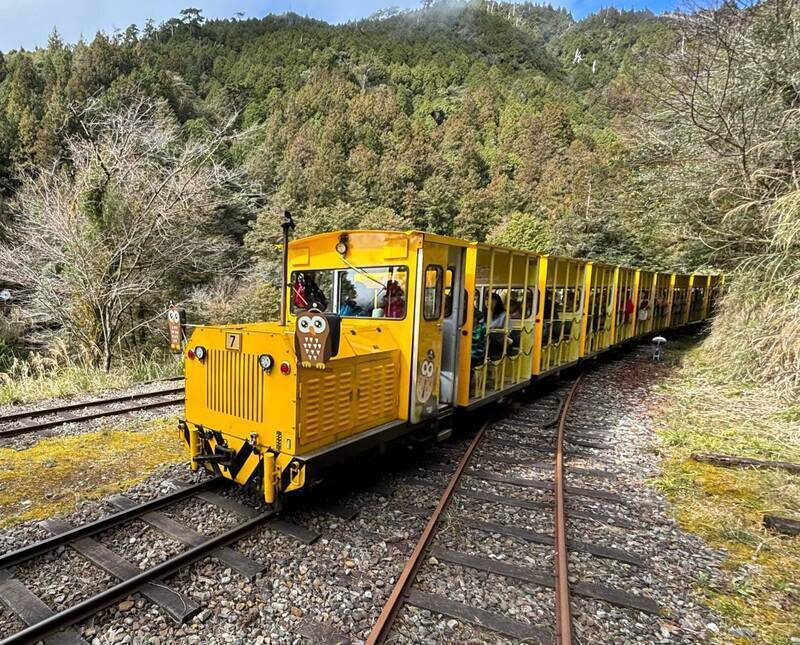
(178, 229), (722, 504)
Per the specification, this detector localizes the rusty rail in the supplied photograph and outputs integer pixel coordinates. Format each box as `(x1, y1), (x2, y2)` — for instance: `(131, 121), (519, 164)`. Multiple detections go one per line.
(554, 375), (583, 645)
(365, 417), (492, 645)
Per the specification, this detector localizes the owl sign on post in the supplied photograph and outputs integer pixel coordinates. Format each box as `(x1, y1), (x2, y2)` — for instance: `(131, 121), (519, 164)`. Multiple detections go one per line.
(167, 305), (186, 353)
(295, 309), (341, 369)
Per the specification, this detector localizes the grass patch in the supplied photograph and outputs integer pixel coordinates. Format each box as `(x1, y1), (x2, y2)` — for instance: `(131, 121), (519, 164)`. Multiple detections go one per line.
(0, 419), (187, 528)
(0, 353), (183, 407)
(652, 344), (800, 644)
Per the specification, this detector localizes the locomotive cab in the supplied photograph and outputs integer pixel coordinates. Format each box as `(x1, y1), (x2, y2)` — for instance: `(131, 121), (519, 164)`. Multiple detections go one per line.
(180, 230), (471, 505)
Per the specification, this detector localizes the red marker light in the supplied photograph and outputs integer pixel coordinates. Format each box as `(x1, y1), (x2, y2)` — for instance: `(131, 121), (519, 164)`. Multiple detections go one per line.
(187, 349), (196, 360)
(279, 361), (291, 375)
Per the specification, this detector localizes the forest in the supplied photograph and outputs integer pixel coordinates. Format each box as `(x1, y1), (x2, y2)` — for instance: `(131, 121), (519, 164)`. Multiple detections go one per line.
(0, 0), (797, 398)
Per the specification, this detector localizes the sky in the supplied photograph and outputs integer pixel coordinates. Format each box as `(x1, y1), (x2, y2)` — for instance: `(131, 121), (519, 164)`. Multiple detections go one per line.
(0, 0), (679, 52)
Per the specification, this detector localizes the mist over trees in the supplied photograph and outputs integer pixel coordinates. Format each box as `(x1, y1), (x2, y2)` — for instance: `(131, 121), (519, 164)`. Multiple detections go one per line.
(0, 0), (796, 393)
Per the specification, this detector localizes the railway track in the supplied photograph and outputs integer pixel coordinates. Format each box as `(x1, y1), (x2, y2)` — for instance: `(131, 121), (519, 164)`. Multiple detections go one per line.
(0, 378), (185, 439)
(0, 357), (693, 642)
(366, 374), (661, 644)
(0, 477), (326, 644)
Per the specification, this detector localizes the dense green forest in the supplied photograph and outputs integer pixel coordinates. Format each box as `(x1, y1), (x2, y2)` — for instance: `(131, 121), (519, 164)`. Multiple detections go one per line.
(0, 0), (797, 395)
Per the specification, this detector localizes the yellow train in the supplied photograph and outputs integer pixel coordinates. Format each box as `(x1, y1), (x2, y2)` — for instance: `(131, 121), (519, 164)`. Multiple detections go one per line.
(178, 229), (722, 504)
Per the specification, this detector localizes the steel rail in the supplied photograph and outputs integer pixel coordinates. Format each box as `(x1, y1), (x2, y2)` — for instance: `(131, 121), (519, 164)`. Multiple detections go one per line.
(0, 508), (276, 645)
(0, 393), (185, 439)
(0, 386), (185, 424)
(554, 374), (583, 645)
(0, 478), (221, 570)
(365, 417), (493, 645)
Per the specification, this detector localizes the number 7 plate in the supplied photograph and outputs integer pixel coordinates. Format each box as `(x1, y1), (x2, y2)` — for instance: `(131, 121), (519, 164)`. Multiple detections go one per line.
(225, 332), (242, 351)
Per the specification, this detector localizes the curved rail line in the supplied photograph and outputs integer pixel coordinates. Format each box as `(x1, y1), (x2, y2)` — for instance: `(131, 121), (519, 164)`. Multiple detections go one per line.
(554, 375), (583, 644)
(366, 376), (584, 645)
(0, 383), (185, 439)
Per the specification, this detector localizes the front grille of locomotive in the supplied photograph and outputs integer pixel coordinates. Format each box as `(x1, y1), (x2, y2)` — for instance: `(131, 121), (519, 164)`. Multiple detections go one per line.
(205, 349), (266, 423)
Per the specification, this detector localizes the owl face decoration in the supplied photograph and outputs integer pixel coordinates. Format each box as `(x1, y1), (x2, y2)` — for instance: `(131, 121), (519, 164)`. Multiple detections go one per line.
(415, 348), (437, 404)
(166, 305), (185, 353)
(294, 308), (341, 369)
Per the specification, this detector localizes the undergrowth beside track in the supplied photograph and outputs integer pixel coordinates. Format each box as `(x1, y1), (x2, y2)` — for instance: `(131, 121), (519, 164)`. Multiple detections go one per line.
(0, 354), (182, 407)
(652, 340), (800, 645)
(0, 419), (186, 528)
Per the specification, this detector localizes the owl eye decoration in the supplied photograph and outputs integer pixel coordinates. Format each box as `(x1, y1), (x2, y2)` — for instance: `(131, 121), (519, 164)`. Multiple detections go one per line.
(295, 308), (340, 370)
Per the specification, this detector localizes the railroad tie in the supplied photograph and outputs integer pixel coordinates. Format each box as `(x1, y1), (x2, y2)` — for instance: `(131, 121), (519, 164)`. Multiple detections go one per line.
(40, 519), (199, 624)
(191, 489), (321, 545)
(0, 569), (88, 645)
(107, 495), (266, 580)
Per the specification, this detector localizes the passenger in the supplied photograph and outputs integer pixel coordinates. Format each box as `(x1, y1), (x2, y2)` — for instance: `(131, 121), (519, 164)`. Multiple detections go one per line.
(486, 293), (510, 359)
(488, 292), (506, 329)
(338, 287), (363, 317)
(293, 272), (328, 311)
(509, 297), (522, 319)
(471, 308), (487, 367)
(381, 280), (405, 318)
(623, 292), (634, 323)
(638, 298), (650, 321)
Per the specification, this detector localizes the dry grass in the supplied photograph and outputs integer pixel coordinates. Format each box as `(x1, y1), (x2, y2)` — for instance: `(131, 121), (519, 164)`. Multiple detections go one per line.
(652, 342), (800, 644)
(705, 187), (800, 402)
(0, 418), (187, 528)
(0, 345), (182, 407)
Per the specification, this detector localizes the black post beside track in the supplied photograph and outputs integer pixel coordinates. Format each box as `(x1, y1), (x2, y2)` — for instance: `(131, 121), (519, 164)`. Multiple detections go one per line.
(0, 478), (221, 570)
(0, 509), (276, 645)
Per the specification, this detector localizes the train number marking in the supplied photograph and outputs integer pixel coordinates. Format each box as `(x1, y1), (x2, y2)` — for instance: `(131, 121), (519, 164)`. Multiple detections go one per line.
(226, 333), (242, 351)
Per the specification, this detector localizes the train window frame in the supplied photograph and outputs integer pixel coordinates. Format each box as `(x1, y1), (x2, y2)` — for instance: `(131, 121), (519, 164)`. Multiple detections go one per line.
(423, 264), (443, 321)
(290, 266), (409, 321)
(444, 267), (454, 318)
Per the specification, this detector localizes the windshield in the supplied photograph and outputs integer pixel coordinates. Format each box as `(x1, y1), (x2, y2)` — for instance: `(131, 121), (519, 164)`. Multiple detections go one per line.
(291, 266), (408, 319)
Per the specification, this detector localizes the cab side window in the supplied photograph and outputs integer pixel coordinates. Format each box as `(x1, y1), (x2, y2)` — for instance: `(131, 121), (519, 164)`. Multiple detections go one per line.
(423, 265), (443, 320)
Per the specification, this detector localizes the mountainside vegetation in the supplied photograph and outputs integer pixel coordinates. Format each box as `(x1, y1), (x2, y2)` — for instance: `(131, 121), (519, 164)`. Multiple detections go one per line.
(0, 0), (796, 399)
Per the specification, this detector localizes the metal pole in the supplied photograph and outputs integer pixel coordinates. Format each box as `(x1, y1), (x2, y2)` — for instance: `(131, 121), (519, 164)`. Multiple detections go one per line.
(280, 211), (296, 327)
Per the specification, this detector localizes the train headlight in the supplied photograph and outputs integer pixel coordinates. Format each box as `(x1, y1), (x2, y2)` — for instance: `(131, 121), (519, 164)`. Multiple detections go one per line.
(194, 346), (206, 361)
(335, 233), (349, 255)
(258, 354), (273, 372)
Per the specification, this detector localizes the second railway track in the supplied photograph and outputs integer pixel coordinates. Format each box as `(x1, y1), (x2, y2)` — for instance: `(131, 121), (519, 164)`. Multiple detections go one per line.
(366, 373), (661, 644)
(0, 477), (322, 644)
(0, 379), (185, 439)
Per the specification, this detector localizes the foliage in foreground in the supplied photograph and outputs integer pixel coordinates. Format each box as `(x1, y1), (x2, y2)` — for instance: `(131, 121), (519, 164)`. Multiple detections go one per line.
(0, 96), (247, 370)
(652, 345), (800, 644)
(629, 1), (800, 400)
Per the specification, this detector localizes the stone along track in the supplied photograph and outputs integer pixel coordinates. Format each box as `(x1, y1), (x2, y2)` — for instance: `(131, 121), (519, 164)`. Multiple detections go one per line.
(0, 379), (185, 440)
(365, 375), (661, 644)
